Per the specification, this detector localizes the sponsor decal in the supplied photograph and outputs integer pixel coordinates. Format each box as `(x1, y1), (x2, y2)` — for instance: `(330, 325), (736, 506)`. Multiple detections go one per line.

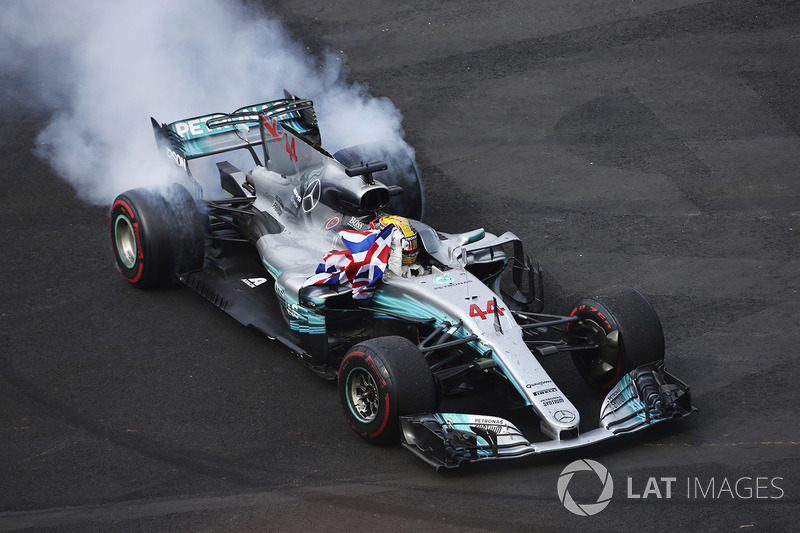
(172, 104), (274, 139)
(433, 273), (453, 284)
(235, 104), (270, 115)
(541, 397), (565, 406)
(526, 380), (554, 389)
(164, 146), (187, 170)
(326, 217), (341, 230)
(571, 304), (612, 330)
(347, 216), (365, 230)
(433, 278), (472, 290)
(306, 166), (323, 180)
(285, 302), (301, 319)
(173, 117), (210, 139)
(472, 425), (504, 434)
(473, 417), (505, 425)
(242, 278), (268, 288)
(470, 417), (506, 433)
(605, 384), (628, 410)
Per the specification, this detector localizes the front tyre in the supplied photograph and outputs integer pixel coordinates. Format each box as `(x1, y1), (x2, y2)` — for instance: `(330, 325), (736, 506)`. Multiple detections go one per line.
(338, 336), (435, 444)
(567, 286), (665, 392)
(110, 183), (204, 288)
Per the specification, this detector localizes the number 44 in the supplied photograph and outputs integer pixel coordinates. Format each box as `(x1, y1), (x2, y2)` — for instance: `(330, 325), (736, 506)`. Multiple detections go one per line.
(469, 300), (505, 320)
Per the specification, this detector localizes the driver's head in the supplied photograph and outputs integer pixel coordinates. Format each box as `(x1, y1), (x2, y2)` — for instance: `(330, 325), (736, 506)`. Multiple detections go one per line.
(372, 215), (419, 264)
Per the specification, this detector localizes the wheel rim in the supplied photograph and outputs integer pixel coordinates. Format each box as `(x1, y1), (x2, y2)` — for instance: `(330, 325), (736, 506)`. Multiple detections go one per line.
(578, 320), (621, 383)
(114, 215), (137, 269)
(346, 367), (380, 423)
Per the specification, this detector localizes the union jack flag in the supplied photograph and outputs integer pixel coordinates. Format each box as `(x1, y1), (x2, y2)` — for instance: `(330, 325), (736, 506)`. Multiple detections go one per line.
(302, 224), (394, 302)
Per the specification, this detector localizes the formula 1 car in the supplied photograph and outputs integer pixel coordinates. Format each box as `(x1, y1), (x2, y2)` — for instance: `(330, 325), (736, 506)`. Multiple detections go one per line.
(110, 92), (695, 469)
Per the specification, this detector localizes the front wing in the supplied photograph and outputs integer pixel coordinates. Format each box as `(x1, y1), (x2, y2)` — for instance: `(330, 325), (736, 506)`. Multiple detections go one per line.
(400, 362), (696, 469)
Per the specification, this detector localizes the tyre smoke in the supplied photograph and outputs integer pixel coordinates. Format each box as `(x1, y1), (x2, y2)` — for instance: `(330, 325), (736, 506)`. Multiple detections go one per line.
(1, 0), (412, 205)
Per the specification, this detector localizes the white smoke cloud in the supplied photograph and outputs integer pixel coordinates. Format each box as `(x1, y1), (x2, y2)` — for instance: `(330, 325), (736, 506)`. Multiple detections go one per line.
(1, 0), (412, 205)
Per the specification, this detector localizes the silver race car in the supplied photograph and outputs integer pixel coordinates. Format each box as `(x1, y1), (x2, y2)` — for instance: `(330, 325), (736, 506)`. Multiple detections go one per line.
(110, 93), (695, 469)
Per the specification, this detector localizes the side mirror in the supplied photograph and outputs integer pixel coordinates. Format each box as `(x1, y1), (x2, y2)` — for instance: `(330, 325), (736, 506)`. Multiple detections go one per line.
(457, 228), (485, 246)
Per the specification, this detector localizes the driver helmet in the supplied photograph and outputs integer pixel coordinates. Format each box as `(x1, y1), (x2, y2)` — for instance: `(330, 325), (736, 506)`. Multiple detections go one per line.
(371, 215), (419, 265)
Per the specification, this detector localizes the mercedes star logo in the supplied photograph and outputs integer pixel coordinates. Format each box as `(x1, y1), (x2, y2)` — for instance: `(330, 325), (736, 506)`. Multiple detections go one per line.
(554, 410), (576, 424)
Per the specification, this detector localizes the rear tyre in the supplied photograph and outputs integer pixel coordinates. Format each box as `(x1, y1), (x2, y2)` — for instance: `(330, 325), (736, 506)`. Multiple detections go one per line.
(338, 336), (435, 444)
(110, 183), (205, 288)
(333, 142), (424, 220)
(566, 286), (664, 392)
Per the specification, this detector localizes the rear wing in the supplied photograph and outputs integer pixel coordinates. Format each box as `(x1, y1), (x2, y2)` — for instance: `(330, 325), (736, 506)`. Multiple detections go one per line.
(151, 92), (328, 179)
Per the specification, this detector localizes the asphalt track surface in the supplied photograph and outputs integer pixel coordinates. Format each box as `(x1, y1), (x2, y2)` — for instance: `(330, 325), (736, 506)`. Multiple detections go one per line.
(2, 1), (799, 531)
